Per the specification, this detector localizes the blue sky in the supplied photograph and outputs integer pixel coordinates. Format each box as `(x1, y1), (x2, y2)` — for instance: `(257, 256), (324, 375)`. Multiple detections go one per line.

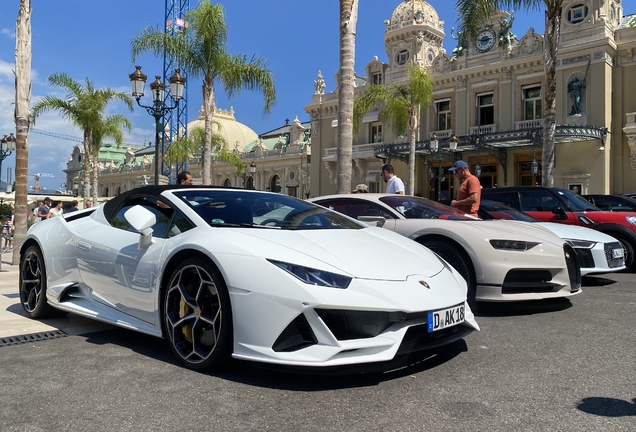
(0, 0), (631, 191)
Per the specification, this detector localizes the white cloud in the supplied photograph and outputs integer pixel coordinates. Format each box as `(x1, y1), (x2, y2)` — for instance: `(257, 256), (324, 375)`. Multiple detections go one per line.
(1, 28), (15, 39)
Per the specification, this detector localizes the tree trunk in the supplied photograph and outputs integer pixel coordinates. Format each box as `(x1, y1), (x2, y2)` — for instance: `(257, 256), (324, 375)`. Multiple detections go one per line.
(11, 0), (32, 265)
(202, 77), (215, 185)
(83, 129), (92, 207)
(336, 0), (358, 194)
(407, 106), (418, 195)
(92, 152), (99, 205)
(541, 7), (562, 187)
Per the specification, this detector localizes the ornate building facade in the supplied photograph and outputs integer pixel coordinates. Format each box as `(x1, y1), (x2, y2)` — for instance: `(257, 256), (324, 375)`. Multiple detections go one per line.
(64, 107), (311, 199)
(305, 0), (636, 198)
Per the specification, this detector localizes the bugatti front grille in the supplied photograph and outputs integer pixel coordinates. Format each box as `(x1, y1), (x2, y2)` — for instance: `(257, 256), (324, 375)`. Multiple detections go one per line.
(604, 242), (625, 268)
(575, 248), (595, 269)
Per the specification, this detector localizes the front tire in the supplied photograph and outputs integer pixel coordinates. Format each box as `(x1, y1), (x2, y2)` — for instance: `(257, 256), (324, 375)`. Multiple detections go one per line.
(19, 245), (56, 318)
(163, 258), (233, 370)
(420, 239), (478, 312)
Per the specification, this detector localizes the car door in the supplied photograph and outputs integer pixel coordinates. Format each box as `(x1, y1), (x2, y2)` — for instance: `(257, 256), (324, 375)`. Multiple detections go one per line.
(77, 197), (185, 325)
(517, 190), (579, 225)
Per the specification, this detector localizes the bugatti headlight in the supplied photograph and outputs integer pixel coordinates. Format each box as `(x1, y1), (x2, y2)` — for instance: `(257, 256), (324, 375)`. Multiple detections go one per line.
(490, 240), (537, 251)
(565, 239), (596, 249)
(268, 260), (352, 289)
(626, 216), (636, 227)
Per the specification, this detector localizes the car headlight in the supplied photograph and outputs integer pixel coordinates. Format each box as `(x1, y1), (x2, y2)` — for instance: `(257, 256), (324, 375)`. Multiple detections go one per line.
(565, 239), (596, 248)
(268, 260), (352, 289)
(626, 216), (636, 227)
(490, 240), (538, 251)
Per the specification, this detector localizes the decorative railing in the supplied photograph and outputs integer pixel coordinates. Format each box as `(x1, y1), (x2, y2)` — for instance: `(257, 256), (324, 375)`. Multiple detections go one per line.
(469, 125), (497, 134)
(515, 119), (542, 129)
(324, 143), (380, 158)
(431, 129), (453, 139)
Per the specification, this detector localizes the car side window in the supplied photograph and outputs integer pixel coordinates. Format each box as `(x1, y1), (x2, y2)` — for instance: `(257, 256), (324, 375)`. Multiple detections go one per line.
(167, 212), (194, 238)
(484, 192), (517, 209)
(317, 200), (394, 220)
(519, 191), (558, 212)
(110, 197), (176, 238)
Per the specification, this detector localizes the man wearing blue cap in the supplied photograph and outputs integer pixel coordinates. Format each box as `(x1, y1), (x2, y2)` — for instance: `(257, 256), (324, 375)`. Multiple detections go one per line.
(449, 160), (481, 217)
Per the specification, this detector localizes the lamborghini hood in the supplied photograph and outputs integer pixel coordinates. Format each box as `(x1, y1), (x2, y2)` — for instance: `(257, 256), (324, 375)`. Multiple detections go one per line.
(239, 227), (445, 280)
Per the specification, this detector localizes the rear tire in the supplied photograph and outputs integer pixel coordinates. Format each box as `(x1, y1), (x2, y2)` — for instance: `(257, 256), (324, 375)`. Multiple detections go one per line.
(163, 258), (233, 370)
(19, 245), (56, 319)
(420, 239), (478, 312)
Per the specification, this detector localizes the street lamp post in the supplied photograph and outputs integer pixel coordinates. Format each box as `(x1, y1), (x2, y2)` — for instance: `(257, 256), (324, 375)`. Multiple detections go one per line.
(0, 134), (16, 192)
(242, 161), (257, 188)
(129, 66), (185, 186)
(429, 133), (458, 201)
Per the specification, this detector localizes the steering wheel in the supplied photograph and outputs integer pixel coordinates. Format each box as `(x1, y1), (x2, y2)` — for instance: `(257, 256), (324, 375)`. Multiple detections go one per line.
(259, 218), (281, 226)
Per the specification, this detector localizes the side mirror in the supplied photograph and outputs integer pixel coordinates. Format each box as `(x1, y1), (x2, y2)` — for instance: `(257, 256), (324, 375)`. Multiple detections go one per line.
(124, 205), (156, 249)
(552, 206), (567, 219)
(358, 215), (386, 228)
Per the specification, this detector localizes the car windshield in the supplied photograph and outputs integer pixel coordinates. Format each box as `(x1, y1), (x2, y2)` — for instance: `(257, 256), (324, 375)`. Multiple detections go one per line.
(379, 196), (478, 220)
(479, 200), (538, 222)
(175, 190), (364, 230)
(555, 189), (600, 212)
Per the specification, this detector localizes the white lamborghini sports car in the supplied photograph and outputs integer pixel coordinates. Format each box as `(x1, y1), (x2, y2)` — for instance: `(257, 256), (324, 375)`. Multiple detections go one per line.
(310, 194), (582, 306)
(19, 186), (479, 371)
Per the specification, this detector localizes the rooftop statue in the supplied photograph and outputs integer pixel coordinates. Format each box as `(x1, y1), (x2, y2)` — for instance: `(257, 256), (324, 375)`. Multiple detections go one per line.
(499, 12), (517, 54)
(450, 27), (468, 60)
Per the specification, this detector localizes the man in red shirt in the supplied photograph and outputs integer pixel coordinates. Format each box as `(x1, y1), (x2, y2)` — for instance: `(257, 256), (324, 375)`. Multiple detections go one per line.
(449, 160), (481, 217)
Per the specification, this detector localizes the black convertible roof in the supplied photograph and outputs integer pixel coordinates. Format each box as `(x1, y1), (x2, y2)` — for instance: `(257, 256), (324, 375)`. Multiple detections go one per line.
(102, 185), (245, 222)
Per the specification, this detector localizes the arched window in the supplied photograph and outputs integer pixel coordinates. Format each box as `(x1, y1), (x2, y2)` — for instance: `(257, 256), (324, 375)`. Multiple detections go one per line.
(103, 187), (109, 197)
(223, 178), (232, 187)
(270, 175), (281, 193)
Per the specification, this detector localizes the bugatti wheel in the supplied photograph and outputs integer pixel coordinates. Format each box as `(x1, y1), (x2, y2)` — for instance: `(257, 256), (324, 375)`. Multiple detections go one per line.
(163, 258), (233, 370)
(19, 245), (56, 318)
(420, 239), (478, 312)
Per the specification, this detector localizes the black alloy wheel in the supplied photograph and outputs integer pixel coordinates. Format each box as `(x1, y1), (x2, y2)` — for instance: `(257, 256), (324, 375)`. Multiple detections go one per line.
(19, 245), (56, 318)
(163, 258), (233, 370)
(420, 239), (478, 312)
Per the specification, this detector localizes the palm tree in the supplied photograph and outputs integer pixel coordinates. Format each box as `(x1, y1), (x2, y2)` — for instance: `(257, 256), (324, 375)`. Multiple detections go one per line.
(31, 73), (133, 205)
(90, 114), (132, 203)
(456, 0), (564, 187)
(11, 0), (31, 265)
(336, 0), (359, 194)
(131, 1), (275, 185)
(164, 122), (245, 179)
(353, 66), (433, 196)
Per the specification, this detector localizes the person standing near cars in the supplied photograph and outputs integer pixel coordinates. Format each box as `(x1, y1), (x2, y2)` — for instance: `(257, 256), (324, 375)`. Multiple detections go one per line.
(67, 200), (79, 213)
(381, 164), (405, 195)
(37, 197), (51, 221)
(449, 160), (481, 217)
(48, 200), (64, 218)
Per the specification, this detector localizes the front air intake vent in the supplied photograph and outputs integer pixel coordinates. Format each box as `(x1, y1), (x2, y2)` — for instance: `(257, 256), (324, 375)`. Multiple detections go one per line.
(564, 244), (581, 291)
(272, 314), (318, 352)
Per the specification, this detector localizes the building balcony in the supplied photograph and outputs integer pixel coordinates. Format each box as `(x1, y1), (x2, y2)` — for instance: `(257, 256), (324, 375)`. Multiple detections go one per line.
(323, 143), (379, 161)
(430, 129), (454, 139)
(515, 119), (543, 130)
(469, 124), (497, 134)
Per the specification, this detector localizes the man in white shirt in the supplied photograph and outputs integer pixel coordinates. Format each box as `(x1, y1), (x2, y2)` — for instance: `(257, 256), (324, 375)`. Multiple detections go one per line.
(381, 164), (405, 194)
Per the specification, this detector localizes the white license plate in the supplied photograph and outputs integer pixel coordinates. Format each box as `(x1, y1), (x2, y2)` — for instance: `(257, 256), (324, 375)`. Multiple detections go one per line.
(427, 304), (465, 333)
(612, 248), (625, 259)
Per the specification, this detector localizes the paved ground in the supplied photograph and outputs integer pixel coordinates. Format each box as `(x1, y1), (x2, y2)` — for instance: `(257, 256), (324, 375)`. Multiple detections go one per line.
(1, 249), (635, 431)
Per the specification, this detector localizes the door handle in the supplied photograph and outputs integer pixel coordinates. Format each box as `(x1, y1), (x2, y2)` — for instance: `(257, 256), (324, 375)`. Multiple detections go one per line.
(77, 241), (91, 251)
